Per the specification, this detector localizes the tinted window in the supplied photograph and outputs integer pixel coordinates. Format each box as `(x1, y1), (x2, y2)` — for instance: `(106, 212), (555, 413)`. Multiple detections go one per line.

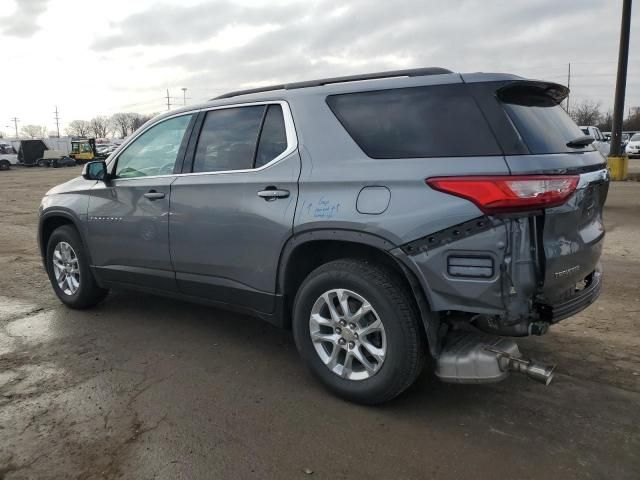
(499, 87), (593, 154)
(255, 105), (287, 167)
(193, 106), (264, 173)
(326, 84), (501, 158)
(115, 114), (192, 178)
(0, 144), (16, 154)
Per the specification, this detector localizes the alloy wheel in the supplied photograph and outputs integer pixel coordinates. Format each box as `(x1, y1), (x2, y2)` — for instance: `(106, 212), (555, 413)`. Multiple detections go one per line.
(52, 241), (80, 295)
(309, 289), (387, 381)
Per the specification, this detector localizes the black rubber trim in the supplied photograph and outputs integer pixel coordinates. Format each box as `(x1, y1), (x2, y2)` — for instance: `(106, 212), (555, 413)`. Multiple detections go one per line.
(400, 216), (493, 255)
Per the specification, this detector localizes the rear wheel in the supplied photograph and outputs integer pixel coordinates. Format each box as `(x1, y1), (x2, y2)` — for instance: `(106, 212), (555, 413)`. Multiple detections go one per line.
(46, 225), (108, 308)
(0, 160), (10, 170)
(293, 259), (424, 404)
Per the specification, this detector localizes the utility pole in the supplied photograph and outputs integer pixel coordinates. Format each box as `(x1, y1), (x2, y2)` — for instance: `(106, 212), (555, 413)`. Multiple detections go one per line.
(165, 89), (172, 111)
(609, 0), (632, 163)
(181, 87), (188, 106)
(10, 117), (19, 138)
(53, 106), (60, 138)
(566, 62), (571, 114)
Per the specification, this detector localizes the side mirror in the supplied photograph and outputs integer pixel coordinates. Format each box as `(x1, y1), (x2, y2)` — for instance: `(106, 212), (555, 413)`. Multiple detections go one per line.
(82, 161), (108, 181)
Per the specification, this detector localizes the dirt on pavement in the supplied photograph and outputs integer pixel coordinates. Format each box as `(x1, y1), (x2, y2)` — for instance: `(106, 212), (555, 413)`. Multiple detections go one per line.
(0, 166), (638, 479)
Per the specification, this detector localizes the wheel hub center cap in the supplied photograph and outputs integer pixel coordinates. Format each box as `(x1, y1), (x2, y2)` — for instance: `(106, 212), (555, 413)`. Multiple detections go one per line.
(341, 328), (357, 343)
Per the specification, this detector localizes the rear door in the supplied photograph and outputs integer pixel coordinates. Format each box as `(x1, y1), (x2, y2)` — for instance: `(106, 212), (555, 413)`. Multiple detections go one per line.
(87, 113), (195, 290)
(169, 102), (299, 313)
(490, 82), (609, 303)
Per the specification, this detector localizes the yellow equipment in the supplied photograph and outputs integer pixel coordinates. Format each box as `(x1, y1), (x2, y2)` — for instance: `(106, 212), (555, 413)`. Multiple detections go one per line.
(69, 138), (97, 164)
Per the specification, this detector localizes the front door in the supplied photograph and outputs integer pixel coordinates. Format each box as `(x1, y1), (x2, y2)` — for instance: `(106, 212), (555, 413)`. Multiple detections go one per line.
(87, 113), (194, 291)
(170, 103), (299, 313)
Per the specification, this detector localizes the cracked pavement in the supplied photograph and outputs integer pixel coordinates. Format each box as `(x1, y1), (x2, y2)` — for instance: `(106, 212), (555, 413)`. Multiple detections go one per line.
(0, 167), (639, 479)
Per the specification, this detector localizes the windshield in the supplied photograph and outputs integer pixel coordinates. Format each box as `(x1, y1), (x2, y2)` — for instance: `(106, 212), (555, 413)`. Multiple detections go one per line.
(0, 144), (16, 154)
(631, 134), (640, 141)
(498, 86), (594, 154)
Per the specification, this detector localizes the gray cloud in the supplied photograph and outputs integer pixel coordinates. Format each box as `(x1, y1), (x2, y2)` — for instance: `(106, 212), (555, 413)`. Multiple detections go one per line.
(94, 0), (638, 110)
(0, 0), (49, 37)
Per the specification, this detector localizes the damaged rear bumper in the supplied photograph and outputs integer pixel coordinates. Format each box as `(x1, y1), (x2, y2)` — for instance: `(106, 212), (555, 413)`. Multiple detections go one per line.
(536, 265), (603, 323)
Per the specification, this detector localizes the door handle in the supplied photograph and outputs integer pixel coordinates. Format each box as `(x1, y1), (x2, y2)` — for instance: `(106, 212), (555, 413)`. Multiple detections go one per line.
(258, 188), (290, 201)
(144, 190), (165, 200)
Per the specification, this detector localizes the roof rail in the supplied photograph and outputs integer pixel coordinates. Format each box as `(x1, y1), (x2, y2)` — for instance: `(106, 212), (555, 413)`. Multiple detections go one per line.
(212, 67), (453, 100)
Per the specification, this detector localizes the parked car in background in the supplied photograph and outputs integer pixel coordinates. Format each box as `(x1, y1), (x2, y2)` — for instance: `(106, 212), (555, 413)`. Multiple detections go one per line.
(38, 68), (608, 404)
(626, 133), (640, 158)
(38, 154), (77, 168)
(96, 144), (118, 159)
(580, 126), (609, 156)
(0, 142), (18, 170)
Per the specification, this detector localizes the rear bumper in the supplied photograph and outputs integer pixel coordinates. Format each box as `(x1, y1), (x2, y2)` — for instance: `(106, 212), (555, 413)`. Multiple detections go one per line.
(536, 265), (603, 323)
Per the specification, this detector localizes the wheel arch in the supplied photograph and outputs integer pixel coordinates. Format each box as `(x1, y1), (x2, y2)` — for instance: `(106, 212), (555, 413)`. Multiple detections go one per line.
(277, 230), (440, 356)
(39, 211), (91, 266)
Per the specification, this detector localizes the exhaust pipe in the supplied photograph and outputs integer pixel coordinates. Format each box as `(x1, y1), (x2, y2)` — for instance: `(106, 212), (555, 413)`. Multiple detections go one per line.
(485, 347), (556, 385)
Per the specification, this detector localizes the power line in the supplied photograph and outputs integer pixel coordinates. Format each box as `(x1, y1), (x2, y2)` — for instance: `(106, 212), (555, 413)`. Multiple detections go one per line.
(609, 0), (632, 157)
(566, 62), (571, 114)
(9, 117), (19, 138)
(53, 106), (60, 138)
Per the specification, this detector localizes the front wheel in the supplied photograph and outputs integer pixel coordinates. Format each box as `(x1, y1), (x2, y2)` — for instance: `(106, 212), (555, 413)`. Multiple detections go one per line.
(292, 259), (424, 404)
(46, 225), (108, 308)
(0, 160), (10, 170)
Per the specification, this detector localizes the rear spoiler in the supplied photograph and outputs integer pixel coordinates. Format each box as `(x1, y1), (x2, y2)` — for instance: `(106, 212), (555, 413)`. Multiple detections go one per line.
(497, 80), (569, 105)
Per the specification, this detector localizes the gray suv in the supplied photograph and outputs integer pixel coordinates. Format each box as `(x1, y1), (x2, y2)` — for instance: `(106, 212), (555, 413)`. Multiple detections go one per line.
(38, 68), (608, 404)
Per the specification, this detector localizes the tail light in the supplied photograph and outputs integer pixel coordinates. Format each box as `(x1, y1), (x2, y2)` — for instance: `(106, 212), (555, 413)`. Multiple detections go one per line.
(426, 175), (579, 214)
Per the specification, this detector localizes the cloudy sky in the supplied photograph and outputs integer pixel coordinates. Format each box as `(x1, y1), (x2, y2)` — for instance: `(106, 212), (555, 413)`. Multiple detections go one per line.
(1, 0), (638, 135)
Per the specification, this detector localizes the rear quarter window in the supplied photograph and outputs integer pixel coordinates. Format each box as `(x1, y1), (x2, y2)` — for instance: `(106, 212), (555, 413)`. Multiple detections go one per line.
(498, 86), (594, 154)
(326, 84), (501, 159)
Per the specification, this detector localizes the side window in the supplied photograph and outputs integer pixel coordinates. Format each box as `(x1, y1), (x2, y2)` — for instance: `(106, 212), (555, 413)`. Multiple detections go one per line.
(255, 105), (288, 167)
(327, 85), (501, 158)
(192, 106), (264, 173)
(115, 114), (192, 178)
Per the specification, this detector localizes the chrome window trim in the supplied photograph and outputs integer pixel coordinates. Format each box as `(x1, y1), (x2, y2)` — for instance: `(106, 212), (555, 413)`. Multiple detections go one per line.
(108, 100), (298, 182)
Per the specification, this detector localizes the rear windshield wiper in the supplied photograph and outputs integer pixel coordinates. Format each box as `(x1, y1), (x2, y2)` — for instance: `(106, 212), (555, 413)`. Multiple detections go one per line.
(566, 135), (594, 148)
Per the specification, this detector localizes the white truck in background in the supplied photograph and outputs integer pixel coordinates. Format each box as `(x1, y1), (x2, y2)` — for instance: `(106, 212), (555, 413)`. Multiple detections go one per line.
(580, 126), (609, 157)
(0, 142), (18, 170)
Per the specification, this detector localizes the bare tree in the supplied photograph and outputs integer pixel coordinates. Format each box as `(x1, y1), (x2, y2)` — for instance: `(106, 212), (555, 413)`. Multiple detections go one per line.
(570, 100), (602, 127)
(129, 113), (155, 133)
(90, 116), (111, 138)
(65, 120), (91, 137)
(623, 107), (640, 131)
(110, 113), (132, 138)
(597, 110), (613, 132)
(21, 125), (47, 138)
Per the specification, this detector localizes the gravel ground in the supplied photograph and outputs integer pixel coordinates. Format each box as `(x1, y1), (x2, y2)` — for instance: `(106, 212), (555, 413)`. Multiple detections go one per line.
(0, 166), (638, 479)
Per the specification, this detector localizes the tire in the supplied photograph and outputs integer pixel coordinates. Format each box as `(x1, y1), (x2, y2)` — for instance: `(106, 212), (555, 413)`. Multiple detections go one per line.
(46, 225), (108, 309)
(292, 259), (424, 404)
(37, 159), (48, 167)
(0, 160), (10, 171)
